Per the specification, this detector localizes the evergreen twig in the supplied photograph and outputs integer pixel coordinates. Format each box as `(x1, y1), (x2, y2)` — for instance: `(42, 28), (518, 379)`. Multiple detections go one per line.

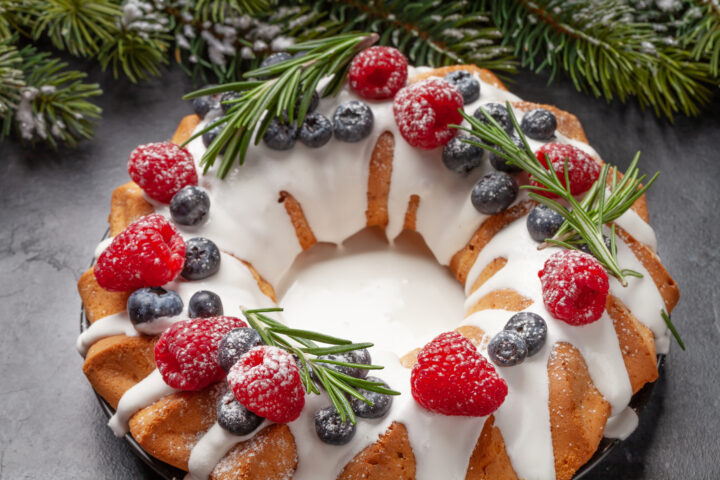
(661, 309), (685, 351)
(453, 102), (659, 285)
(243, 307), (400, 424)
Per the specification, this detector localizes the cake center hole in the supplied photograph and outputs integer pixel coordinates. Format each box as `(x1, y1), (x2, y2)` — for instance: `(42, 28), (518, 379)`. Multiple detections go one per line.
(276, 227), (466, 357)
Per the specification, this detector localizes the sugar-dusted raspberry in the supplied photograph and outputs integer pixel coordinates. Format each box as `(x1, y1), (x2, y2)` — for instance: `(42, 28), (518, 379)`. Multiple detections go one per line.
(411, 332), (507, 416)
(128, 142), (198, 203)
(94, 214), (186, 291)
(348, 46), (408, 100)
(228, 346), (305, 423)
(538, 250), (609, 326)
(393, 78), (464, 150)
(531, 143), (600, 198)
(155, 316), (248, 391)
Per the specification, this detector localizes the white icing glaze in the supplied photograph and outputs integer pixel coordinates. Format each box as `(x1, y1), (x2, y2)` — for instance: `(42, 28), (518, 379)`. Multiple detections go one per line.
(185, 421), (268, 480)
(81, 69), (671, 479)
(603, 407), (639, 440)
(108, 369), (178, 436)
(77, 312), (138, 356)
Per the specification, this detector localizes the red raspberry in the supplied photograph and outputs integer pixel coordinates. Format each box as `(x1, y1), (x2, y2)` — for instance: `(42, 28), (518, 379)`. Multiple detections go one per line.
(411, 332), (507, 416)
(228, 346), (305, 423)
(348, 46), (408, 100)
(128, 142), (198, 203)
(393, 78), (464, 150)
(539, 250), (609, 326)
(531, 143), (600, 198)
(94, 214), (186, 291)
(155, 316), (248, 391)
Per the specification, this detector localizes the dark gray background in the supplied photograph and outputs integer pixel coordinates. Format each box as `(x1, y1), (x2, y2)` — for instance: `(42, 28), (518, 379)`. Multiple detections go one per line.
(1, 58), (718, 479)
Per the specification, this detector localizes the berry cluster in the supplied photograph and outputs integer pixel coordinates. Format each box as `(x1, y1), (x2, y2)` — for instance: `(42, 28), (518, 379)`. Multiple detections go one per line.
(487, 312), (548, 367)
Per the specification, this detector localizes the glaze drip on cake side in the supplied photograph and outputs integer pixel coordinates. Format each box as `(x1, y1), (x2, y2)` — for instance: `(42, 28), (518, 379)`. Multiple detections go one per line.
(79, 67), (673, 480)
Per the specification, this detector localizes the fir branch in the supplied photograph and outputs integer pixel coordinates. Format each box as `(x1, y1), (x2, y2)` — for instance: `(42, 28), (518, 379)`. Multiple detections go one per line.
(484, 0), (716, 119)
(97, 29), (171, 83)
(661, 309), (685, 351)
(682, 0), (720, 76)
(13, 44), (102, 148)
(291, 0), (516, 73)
(0, 40), (23, 137)
(454, 102), (659, 285)
(30, 0), (122, 57)
(243, 307), (400, 424)
(195, 0), (271, 20)
(182, 32), (377, 178)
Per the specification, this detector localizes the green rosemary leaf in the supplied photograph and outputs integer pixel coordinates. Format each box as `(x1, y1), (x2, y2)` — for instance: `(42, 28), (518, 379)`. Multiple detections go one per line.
(301, 343), (375, 356)
(661, 310), (685, 351)
(268, 326), (353, 345)
(312, 359), (384, 370)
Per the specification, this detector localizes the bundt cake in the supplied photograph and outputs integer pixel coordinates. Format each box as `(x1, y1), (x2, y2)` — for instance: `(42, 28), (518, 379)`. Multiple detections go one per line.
(77, 45), (679, 480)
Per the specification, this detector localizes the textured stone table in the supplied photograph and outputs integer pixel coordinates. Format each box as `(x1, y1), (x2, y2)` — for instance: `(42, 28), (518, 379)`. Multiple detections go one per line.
(1, 60), (718, 479)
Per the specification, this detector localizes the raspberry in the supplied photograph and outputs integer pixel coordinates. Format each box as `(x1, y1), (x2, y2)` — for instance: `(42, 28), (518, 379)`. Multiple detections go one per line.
(94, 214), (186, 291)
(531, 143), (600, 198)
(128, 142), (198, 203)
(348, 46), (408, 100)
(393, 78), (464, 149)
(411, 332), (507, 416)
(228, 346), (305, 423)
(539, 250), (609, 326)
(155, 316), (248, 391)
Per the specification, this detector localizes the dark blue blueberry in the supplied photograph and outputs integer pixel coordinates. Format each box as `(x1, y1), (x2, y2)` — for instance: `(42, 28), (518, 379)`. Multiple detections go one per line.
(473, 103), (513, 134)
(444, 70), (480, 104)
(349, 376), (393, 419)
(217, 390), (264, 435)
(188, 290), (224, 318)
(318, 348), (371, 379)
(299, 113), (333, 148)
(488, 330), (528, 367)
(579, 235), (612, 255)
(526, 204), (565, 242)
(191, 85), (219, 119)
(181, 237), (221, 280)
(170, 186), (210, 226)
(442, 135), (484, 175)
(263, 117), (298, 150)
(202, 121), (227, 152)
(260, 52), (293, 69)
(220, 91), (241, 114)
(295, 89), (319, 115)
(314, 406), (356, 445)
(471, 172), (518, 215)
(217, 327), (263, 372)
(504, 312), (547, 357)
(520, 108), (557, 140)
(127, 287), (183, 327)
(333, 101), (373, 142)
(490, 135), (524, 173)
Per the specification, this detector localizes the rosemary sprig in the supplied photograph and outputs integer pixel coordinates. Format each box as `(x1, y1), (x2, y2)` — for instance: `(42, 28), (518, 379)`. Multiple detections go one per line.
(243, 307), (400, 424)
(661, 309), (685, 351)
(182, 32), (378, 179)
(453, 101), (659, 286)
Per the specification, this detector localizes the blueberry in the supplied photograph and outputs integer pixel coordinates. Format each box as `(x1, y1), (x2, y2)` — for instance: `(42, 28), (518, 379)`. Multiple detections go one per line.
(488, 330), (528, 367)
(188, 290), (224, 318)
(442, 135), (484, 175)
(217, 390), (263, 435)
(295, 89), (319, 115)
(473, 103), (513, 134)
(299, 113), (333, 148)
(504, 312), (547, 357)
(490, 135), (524, 173)
(170, 186), (210, 226)
(263, 117), (298, 150)
(444, 70), (480, 104)
(349, 376), (393, 419)
(471, 172), (518, 215)
(260, 52), (292, 69)
(220, 91), (241, 114)
(333, 101), (373, 142)
(314, 406), (356, 445)
(521, 108), (557, 140)
(318, 348), (371, 379)
(217, 327), (263, 372)
(182, 237), (221, 280)
(579, 235), (612, 255)
(191, 85), (220, 119)
(526, 204), (565, 242)
(202, 121), (226, 151)
(127, 287), (183, 328)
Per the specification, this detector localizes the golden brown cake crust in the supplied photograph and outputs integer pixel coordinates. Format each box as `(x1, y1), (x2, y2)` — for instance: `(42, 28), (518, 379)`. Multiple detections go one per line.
(338, 422), (416, 480)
